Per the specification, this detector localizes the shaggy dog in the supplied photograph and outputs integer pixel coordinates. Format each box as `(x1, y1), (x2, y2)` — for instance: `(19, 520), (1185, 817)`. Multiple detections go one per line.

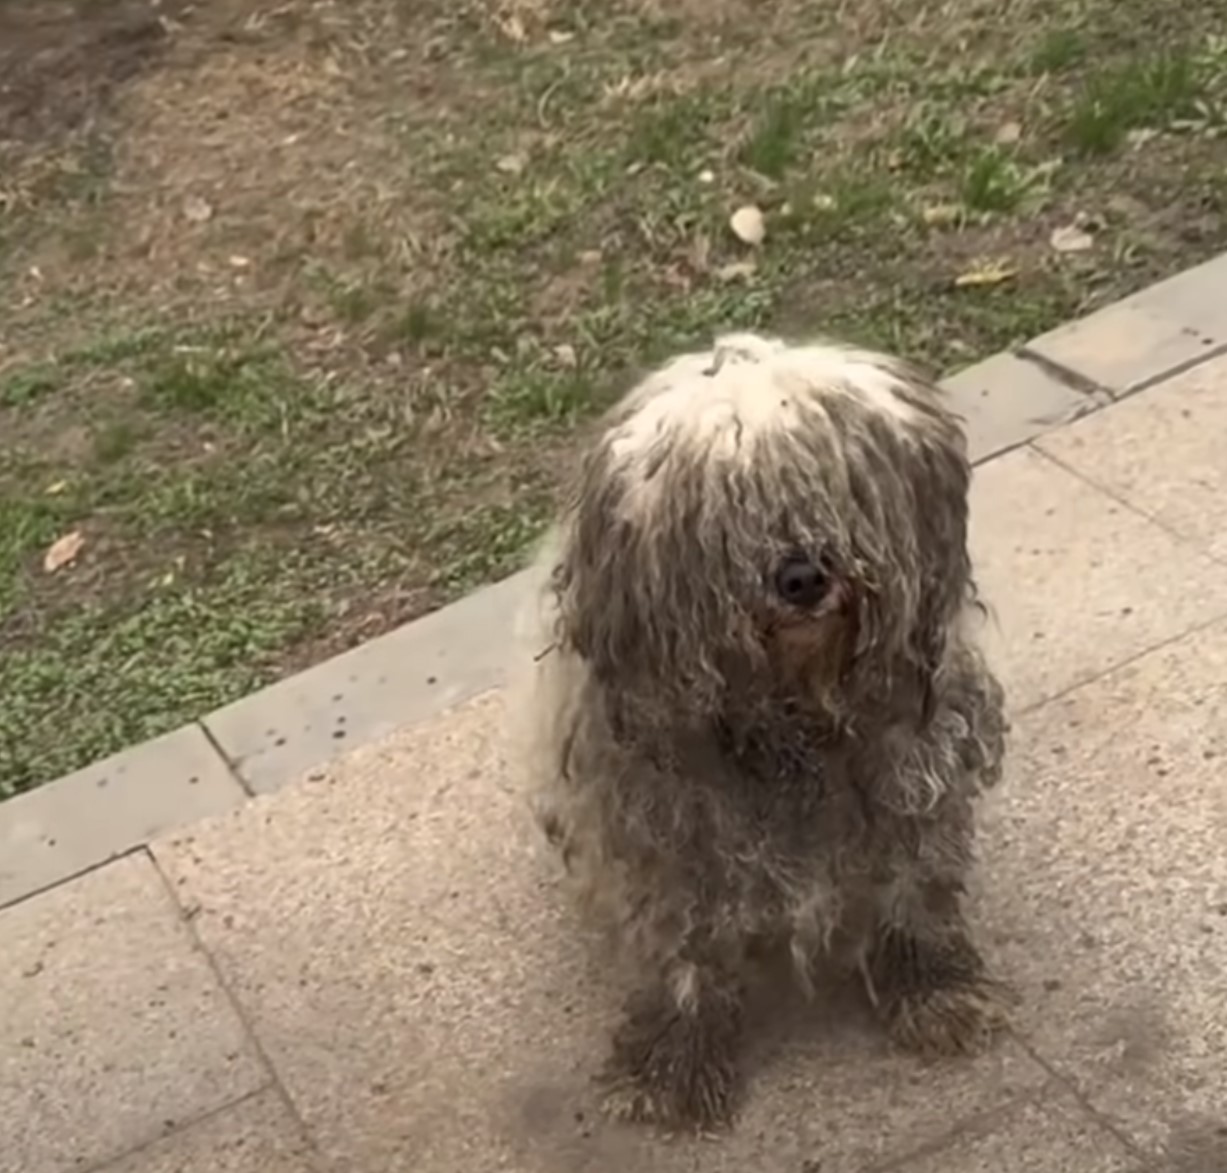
(519, 333), (1011, 1132)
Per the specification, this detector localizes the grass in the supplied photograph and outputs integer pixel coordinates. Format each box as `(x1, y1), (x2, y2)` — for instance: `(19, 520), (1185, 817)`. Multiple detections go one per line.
(2, 0), (1227, 796)
(1066, 50), (1223, 153)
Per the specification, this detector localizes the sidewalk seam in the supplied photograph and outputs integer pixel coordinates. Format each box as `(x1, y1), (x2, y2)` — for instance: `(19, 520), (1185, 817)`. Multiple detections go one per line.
(1026, 443), (1227, 568)
(198, 718), (254, 799)
(1003, 1032), (1156, 1166)
(76, 1085), (273, 1173)
(1012, 346), (1109, 399)
(0, 845), (145, 913)
(1013, 605), (1227, 720)
(1113, 337), (1227, 398)
(863, 1082), (1052, 1172)
(146, 845), (325, 1166)
(1019, 336), (1227, 402)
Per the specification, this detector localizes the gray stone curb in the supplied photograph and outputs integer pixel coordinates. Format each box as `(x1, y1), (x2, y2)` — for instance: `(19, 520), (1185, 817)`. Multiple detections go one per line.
(1023, 252), (1227, 398)
(0, 727), (244, 907)
(4, 251), (1227, 908)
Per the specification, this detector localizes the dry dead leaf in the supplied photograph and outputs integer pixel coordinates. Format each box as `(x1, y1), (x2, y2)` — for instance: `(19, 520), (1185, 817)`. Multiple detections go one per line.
(953, 260), (1018, 288)
(1106, 193), (1146, 220)
(496, 153), (528, 175)
(43, 530), (84, 573)
(995, 121), (1023, 145)
(1050, 224), (1094, 253)
(730, 205), (766, 246)
(45, 480), (68, 496)
(716, 260), (757, 283)
(183, 195), (213, 223)
(496, 14), (527, 41)
(922, 203), (962, 227)
(548, 29), (574, 44)
(688, 233), (712, 274)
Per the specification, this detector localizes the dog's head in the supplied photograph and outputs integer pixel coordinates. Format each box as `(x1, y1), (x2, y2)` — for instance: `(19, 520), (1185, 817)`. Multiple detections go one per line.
(551, 333), (974, 732)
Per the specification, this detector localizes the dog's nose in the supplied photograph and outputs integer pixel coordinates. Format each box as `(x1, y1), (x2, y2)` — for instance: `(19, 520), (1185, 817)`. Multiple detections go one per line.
(775, 557), (828, 608)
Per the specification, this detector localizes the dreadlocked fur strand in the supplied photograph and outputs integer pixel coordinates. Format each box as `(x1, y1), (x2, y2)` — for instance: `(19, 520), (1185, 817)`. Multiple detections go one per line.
(517, 333), (1013, 1133)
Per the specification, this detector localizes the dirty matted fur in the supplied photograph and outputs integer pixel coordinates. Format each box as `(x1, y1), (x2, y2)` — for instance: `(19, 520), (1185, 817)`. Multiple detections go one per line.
(518, 333), (1013, 1133)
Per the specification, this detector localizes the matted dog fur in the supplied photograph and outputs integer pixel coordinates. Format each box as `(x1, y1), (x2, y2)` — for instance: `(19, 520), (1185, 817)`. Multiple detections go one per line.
(516, 333), (1012, 1132)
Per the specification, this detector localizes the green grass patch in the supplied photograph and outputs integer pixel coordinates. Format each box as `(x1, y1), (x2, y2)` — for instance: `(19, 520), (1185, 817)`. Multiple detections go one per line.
(960, 149), (1041, 213)
(0, 553), (323, 797)
(0, 364), (60, 407)
(1030, 28), (1089, 74)
(426, 498), (554, 596)
(1066, 49), (1218, 154)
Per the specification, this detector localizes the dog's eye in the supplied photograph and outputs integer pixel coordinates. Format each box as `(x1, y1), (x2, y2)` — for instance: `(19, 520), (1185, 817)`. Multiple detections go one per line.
(774, 555), (828, 608)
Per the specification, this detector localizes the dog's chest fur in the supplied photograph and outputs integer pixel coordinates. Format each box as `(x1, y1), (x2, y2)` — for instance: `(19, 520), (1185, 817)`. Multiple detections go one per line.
(557, 697), (921, 946)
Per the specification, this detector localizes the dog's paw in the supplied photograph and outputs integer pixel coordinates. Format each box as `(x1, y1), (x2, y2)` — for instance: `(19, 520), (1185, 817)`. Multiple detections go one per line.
(599, 1056), (738, 1135)
(598, 998), (741, 1133)
(886, 977), (1016, 1058)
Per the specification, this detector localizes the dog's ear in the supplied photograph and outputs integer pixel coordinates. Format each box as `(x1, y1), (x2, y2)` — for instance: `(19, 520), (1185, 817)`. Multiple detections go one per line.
(915, 603), (948, 726)
(552, 533), (646, 685)
(550, 450), (656, 689)
(911, 423), (974, 724)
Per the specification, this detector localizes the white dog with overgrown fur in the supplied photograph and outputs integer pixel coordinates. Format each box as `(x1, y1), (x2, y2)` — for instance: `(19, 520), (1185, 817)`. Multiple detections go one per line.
(519, 333), (1011, 1132)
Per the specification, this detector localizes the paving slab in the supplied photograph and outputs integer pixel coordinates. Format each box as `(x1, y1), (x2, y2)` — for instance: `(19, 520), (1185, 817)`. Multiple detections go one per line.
(1035, 353), (1227, 563)
(155, 692), (1049, 1173)
(880, 1091), (1140, 1173)
(974, 616), (1227, 1163)
(967, 444), (1227, 713)
(1024, 253), (1227, 396)
(0, 724), (243, 908)
(940, 351), (1103, 464)
(203, 565), (543, 796)
(99, 1090), (319, 1173)
(0, 853), (266, 1173)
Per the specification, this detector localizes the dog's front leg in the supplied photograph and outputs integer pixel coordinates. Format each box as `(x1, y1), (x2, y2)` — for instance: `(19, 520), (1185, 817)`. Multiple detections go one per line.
(864, 819), (1015, 1057)
(599, 943), (745, 1133)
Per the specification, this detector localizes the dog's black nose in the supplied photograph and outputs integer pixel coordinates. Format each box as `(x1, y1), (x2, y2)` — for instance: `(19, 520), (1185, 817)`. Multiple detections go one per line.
(774, 556), (828, 608)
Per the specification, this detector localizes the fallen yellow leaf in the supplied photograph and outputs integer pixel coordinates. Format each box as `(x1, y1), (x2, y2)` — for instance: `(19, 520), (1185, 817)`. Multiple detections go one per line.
(43, 530), (84, 573)
(922, 203), (962, 227)
(954, 261), (1018, 288)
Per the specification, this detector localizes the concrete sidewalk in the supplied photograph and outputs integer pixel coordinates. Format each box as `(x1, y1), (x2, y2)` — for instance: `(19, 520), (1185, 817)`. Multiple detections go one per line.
(4, 260), (1227, 1173)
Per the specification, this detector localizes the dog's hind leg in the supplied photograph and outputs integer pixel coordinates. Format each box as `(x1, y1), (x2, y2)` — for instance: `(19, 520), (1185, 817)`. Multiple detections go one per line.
(599, 946), (745, 1133)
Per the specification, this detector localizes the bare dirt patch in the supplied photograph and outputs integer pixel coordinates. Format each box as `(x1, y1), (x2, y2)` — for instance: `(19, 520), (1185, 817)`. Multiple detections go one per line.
(0, 0), (172, 145)
(3, 0), (1227, 794)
